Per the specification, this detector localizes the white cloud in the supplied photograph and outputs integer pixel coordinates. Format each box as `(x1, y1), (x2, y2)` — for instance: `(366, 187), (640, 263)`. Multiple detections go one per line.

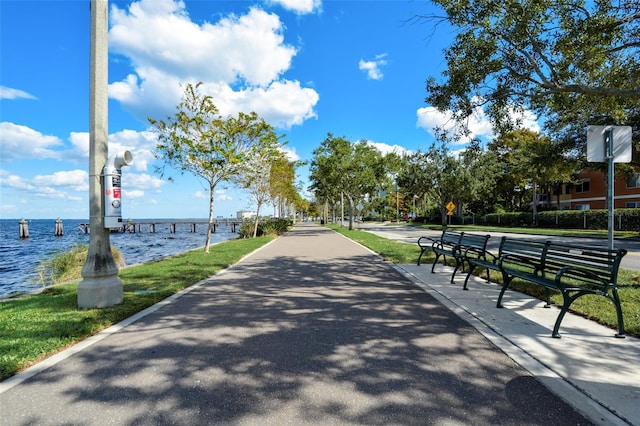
(279, 145), (300, 162)
(365, 140), (411, 156)
(514, 109), (541, 133)
(216, 188), (233, 201)
(0, 169), (86, 201)
(206, 80), (319, 129)
(32, 170), (89, 192)
(67, 129), (157, 172)
(67, 132), (90, 162)
(191, 191), (207, 200)
(108, 0), (318, 129)
(0, 86), (37, 100)
(416, 102), (540, 145)
(124, 173), (166, 190)
(0, 122), (63, 161)
(416, 106), (493, 145)
(358, 53), (388, 80)
(0, 170), (35, 191)
(108, 129), (157, 172)
(266, 0), (322, 15)
(124, 189), (145, 199)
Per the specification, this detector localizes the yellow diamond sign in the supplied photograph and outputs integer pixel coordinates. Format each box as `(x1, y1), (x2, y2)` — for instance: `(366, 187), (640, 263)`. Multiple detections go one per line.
(446, 201), (456, 215)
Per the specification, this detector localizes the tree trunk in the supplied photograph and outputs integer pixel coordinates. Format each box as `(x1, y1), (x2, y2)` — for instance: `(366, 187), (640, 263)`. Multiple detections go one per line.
(532, 180), (538, 216)
(347, 195), (355, 230)
(204, 184), (215, 253)
(252, 201), (262, 238)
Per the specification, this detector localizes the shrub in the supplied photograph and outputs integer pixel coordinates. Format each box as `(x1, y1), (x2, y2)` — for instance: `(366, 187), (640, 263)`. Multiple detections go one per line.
(238, 218), (292, 238)
(36, 245), (124, 287)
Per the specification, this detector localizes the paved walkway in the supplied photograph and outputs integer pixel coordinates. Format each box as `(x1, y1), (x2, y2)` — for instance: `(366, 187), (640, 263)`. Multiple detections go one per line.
(0, 223), (635, 425)
(362, 222), (640, 426)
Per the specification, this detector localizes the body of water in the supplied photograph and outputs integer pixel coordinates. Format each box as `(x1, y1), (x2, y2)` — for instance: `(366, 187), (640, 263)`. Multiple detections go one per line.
(0, 218), (238, 298)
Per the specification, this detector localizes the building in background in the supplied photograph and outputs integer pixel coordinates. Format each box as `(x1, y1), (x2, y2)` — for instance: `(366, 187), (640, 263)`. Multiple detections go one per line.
(544, 170), (640, 210)
(236, 210), (256, 220)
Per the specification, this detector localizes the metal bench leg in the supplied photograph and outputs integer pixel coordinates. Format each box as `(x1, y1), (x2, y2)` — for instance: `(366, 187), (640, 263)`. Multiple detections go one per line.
(417, 248), (427, 265)
(496, 274), (513, 308)
(552, 292), (577, 338)
(543, 288), (551, 308)
(612, 288), (626, 338)
(463, 273), (471, 290)
(450, 259), (462, 283)
(551, 310), (565, 338)
(430, 254), (443, 273)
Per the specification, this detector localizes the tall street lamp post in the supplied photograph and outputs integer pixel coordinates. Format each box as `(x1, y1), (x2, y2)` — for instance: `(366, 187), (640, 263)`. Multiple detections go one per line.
(78, 0), (123, 308)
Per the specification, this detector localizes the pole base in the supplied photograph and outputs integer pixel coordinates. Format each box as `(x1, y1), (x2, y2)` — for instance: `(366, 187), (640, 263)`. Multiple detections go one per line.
(77, 275), (123, 309)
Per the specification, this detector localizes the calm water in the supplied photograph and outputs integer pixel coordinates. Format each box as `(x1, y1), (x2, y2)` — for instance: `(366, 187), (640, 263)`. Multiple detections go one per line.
(0, 219), (238, 298)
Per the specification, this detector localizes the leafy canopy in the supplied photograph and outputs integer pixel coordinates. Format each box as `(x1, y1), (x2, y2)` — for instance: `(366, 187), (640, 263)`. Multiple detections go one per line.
(421, 0), (640, 133)
(149, 82), (279, 251)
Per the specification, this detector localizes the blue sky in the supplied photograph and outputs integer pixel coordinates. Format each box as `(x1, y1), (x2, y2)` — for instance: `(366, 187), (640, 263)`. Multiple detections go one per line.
(1, 0), (527, 220)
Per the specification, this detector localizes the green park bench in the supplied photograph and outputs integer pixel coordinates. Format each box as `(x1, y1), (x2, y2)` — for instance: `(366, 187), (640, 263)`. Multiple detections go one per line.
(464, 236), (627, 338)
(417, 230), (491, 283)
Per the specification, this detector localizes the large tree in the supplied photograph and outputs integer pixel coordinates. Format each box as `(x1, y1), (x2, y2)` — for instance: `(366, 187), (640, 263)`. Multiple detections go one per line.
(236, 145), (283, 238)
(269, 156), (298, 218)
(422, 0), (640, 134)
(149, 82), (278, 252)
(310, 134), (386, 230)
(490, 129), (576, 214)
(459, 142), (503, 215)
(399, 142), (467, 225)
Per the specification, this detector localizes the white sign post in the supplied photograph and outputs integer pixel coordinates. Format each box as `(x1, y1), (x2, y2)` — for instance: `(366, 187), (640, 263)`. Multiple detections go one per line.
(586, 126), (632, 250)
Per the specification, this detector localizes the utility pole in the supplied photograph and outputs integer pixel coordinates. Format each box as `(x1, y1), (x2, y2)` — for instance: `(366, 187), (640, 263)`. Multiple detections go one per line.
(78, 0), (123, 308)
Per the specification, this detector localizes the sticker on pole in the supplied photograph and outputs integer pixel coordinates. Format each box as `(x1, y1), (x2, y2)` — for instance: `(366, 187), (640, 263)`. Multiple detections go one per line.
(586, 125), (632, 163)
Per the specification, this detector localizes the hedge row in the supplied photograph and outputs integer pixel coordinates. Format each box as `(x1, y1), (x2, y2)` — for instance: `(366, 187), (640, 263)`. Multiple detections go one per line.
(456, 209), (640, 231)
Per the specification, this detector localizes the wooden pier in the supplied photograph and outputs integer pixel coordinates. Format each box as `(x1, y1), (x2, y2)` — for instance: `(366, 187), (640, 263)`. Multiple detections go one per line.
(78, 219), (240, 234)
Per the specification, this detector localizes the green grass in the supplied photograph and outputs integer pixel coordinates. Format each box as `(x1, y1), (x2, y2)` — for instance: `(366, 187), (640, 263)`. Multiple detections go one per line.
(329, 224), (640, 339)
(0, 236), (272, 381)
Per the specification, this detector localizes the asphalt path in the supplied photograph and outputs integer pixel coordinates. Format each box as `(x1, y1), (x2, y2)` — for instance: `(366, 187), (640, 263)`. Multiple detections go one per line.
(0, 223), (593, 425)
(356, 223), (640, 272)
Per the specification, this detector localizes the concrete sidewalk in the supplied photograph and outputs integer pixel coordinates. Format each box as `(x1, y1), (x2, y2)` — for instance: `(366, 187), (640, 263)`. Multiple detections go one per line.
(358, 222), (639, 425)
(397, 264), (640, 426)
(0, 223), (629, 425)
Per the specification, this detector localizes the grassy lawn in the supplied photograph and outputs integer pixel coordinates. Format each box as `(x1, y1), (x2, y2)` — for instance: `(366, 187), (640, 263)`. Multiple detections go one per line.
(0, 236), (273, 381)
(328, 224), (640, 339)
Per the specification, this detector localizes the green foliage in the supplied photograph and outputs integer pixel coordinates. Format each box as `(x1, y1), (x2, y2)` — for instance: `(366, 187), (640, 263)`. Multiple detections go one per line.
(309, 133), (388, 229)
(398, 142), (468, 225)
(36, 245), (124, 287)
(479, 208), (640, 231)
(149, 82), (281, 251)
(423, 0), (639, 134)
(487, 129), (577, 213)
(238, 218), (292, 238)
(0, 236), (272, 380)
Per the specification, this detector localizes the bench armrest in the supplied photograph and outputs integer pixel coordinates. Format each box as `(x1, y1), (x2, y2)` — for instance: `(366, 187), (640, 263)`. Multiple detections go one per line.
(417, 236), (437, 248)
(461, 245), (490, 260)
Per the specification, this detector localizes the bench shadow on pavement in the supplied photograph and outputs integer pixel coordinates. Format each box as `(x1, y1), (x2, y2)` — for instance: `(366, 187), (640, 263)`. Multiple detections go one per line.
(19, 252), (593, 425)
